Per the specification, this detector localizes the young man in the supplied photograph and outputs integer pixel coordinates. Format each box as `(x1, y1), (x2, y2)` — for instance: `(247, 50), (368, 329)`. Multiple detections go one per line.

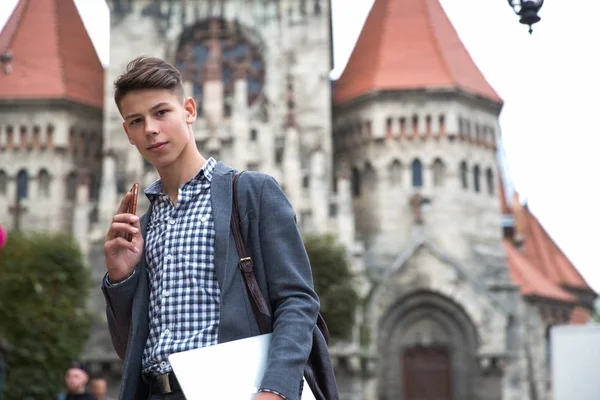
(57, 362), (97, 400)
(101, 56), (321, 400)
(90, 378), (114, 400)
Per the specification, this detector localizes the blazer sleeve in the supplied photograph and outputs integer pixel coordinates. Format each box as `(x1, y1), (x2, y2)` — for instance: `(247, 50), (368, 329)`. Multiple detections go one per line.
(257, 176), (320, 399)
(101, 269), (139, 360)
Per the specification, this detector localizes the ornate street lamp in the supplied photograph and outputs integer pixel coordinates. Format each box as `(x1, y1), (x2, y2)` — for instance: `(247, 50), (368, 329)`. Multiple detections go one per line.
(507, 0), (544, 34)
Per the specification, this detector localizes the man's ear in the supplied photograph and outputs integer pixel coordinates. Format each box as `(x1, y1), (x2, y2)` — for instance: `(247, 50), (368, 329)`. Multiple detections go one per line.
(183, 97), (197, 124)
(122, 122), (135, 145)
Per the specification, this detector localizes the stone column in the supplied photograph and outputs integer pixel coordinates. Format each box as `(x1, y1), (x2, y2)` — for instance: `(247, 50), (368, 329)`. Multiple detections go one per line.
(73, 169), (90, 259)
(232, 65), (249, 169)
(309, 149), (328, 234)
(203, 19), (224, 131)
(99, 151), (118, 226)
(282, 125), (302, 212)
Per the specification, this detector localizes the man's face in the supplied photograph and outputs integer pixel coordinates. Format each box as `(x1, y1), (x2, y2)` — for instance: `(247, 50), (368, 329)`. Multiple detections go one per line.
(65, 368), (88, 393)
(90, 378), (107, 396)
(120, 89), (197, 169)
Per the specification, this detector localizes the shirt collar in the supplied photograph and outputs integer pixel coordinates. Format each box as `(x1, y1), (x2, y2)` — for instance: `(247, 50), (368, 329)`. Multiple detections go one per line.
(144, 157), (217, 200)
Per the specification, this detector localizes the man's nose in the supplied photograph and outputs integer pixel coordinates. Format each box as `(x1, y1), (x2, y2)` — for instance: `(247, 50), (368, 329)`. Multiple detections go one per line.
(144, 119), (159, 136)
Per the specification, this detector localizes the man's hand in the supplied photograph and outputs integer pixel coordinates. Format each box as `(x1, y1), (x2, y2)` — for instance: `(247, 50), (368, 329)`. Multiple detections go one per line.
(254, 392), (285, 400)
(104, 192), (144, 283)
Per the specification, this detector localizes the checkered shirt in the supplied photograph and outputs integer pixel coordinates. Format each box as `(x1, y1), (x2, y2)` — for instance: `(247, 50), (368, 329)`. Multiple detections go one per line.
(141, 157), (220, 376)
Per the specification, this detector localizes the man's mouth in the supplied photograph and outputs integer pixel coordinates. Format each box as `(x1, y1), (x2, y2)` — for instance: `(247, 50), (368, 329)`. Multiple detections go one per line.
(147, 142), (167, 152)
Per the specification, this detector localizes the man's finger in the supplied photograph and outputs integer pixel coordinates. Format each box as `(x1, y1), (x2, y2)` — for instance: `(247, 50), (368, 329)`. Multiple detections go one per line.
(117, 192), (132, 215)
(106, 222), (139, 241)
(104, 236), (138, 254)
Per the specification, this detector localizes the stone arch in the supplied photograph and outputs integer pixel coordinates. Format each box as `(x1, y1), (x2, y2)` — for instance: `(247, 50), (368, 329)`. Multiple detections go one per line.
(389, 159), (402, 185)
(378, 290), (480, 400)
(411, 159), (423, 188)
(38, 169), (51, 198)
(174, 17), (267, 115)
(363, 161), (377, 187)
(6, 125), (14, 150)
(16, 169), (29, 199)
(66, 171), (78, 202)
(460, 160), (469, 189)
(432, 158), (445, 187)
(473, 164), (481, 193)
(486, 167), (494, 195)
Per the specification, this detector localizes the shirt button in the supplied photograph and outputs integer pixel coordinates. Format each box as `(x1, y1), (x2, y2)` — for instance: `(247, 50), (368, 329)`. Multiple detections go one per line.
(163, 290), (170, 297)
(160, 361), (167, 367)
(166, 254), (172, 260)
(164, 329), (170, 335)
(169, 219), (175, 225)
(201, 216), (207, 222)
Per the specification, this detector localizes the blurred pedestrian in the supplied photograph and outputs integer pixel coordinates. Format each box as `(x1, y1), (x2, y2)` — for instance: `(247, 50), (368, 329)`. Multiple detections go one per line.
(56, 361), (96, 400)
(90, 378), (114, 400)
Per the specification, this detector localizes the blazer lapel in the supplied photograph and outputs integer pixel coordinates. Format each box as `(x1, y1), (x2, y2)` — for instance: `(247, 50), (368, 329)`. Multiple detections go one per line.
(211, 162), (234, 289)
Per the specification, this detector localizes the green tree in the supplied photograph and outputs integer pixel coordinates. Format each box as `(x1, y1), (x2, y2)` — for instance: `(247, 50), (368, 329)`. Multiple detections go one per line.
(304, 235), (359, 341)
(0, 232), (93, 400)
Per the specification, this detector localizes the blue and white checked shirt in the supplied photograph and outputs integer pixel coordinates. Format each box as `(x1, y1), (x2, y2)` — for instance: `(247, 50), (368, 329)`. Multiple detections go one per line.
(141, 157), (220, 376)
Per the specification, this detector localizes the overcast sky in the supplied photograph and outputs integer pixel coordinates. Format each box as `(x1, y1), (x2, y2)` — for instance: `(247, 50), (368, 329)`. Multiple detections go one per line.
(1, 0), (599, 292)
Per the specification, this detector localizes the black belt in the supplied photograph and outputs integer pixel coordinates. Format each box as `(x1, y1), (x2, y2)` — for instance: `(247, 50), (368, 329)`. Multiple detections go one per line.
(147, 372), (182, 395)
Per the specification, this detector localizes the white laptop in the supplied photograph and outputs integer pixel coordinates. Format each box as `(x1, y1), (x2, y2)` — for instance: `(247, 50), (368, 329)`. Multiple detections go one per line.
(168, 333), (316, 400)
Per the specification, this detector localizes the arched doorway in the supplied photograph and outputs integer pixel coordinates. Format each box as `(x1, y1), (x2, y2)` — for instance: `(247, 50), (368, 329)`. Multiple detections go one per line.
(378, 291), (479, 400)
(403, 346), (452, 400)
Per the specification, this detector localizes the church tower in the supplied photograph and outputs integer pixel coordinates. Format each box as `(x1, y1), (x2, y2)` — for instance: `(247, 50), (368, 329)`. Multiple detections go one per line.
(101, 0), (335, 235)
(0, 0), (104, 256)
(333, 1), (526, 399)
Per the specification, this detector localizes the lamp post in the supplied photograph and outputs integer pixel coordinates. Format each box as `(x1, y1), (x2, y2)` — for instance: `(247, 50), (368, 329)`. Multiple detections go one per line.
(507, 0), (544, 34)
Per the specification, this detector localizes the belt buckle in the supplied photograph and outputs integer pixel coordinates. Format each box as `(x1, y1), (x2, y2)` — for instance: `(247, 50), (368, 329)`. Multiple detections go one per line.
(160, 373), (172, 393)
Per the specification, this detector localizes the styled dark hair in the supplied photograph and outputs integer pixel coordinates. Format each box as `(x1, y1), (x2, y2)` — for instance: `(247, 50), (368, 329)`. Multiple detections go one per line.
(114, 56), (184, 109)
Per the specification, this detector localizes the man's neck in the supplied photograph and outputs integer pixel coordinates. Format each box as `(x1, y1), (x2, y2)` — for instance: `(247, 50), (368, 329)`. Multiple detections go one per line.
(156, 140), (206, 204)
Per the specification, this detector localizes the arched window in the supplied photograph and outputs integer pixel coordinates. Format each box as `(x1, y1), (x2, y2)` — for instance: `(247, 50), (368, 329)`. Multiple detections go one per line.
(174, 18), (266, 114)
(46, 124), (55, 149)
(363, 162), (376, 187)
(412, 115), (419, 136)
(66, 172), (77, 201)
(302, 176), (310, 189)
(0, 170), (7, 195)
(411, 159), (423, 188)
(460, 161), (468, 189)
(399, 117), (406, 136)
(432, 158), (445, 187)
(351, 167), (361, 197)
(19, 126), (28, 150)
(16, 169), (28, 200)
(389, 160), (402, 185)
(486, 168), (494, 195)
(425, 115), (432, 135)
(90, 174), (99, 201)
(473, 165), (481, 193)
(38, 169), (51, 197)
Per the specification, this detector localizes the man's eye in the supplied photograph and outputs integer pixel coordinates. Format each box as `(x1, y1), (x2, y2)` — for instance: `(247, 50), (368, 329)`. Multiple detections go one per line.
(130, 118), (141, 126)
(157, 109), (168, 116)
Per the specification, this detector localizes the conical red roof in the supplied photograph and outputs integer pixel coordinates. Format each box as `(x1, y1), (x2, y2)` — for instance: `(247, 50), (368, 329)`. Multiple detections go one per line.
(0, 0), (104, 109)
(334, 0), (502, 105)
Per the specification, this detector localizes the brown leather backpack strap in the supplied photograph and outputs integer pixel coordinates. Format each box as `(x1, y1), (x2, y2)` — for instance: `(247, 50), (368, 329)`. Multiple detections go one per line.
(231, 172), (271, 334)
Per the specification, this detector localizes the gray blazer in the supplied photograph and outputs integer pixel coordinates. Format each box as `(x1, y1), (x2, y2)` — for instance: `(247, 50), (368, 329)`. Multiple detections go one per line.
(101, 162), (320, 400)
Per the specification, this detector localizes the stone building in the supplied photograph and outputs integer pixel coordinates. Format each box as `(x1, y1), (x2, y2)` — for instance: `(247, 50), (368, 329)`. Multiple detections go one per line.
(0, 0), (596, 399)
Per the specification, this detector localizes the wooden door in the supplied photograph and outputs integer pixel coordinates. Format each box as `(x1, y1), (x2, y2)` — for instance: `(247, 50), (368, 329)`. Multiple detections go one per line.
(403, 347), (452, 400)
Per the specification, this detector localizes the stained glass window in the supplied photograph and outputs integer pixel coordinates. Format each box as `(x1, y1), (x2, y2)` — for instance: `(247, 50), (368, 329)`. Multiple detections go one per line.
(175, 18), (266, 115)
